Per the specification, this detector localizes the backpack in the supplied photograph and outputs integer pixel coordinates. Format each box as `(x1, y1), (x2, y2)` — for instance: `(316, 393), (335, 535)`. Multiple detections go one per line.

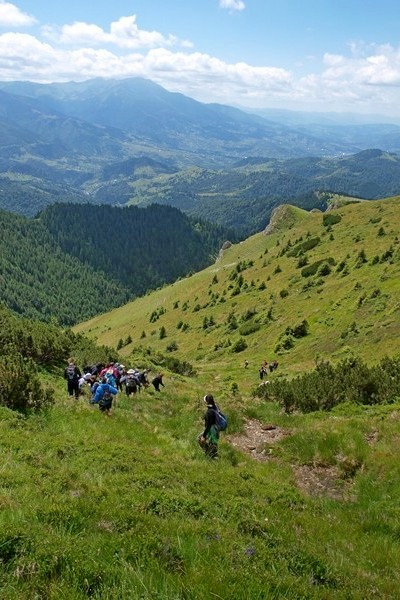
(99, 392), (112, 409)
(126, 375), (137, 392)
(98, 385), (113, 409)
(214, 408), (228, 432)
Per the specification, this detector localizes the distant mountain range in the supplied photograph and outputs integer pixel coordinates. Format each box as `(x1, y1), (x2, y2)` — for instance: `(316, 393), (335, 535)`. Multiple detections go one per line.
(1, 77), (400, 231)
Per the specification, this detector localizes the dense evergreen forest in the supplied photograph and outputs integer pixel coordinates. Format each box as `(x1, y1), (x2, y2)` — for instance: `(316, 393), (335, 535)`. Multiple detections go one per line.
(39, 203), (231, 293)
(0, 204), (232, 326)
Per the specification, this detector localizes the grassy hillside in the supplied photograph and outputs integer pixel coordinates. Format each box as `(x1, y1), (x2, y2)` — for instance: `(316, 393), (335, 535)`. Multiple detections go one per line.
(0, 378), (400, 598)
(2, 199), (400, 597)
(76, 196), (400, 395)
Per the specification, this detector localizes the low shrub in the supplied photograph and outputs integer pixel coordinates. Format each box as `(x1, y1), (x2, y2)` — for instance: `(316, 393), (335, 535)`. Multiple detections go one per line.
(238, 321), (261, 336)
(323, 213), (342, 227)
(231, 338), (248, 353)
(301, 257), (335, 278)
(254, 356), (400, 413)
(287, 237), (320, 257)
(152, 352), (197, 377)
(166, 341), (178, 353)
(0, 352), (54, 413)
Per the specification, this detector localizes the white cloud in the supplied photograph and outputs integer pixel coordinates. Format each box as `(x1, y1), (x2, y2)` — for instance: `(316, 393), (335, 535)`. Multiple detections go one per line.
(219, 0), (246, 11)
(43, 15), (192, 51)
(0, 2), (37, 27)
(322, 44), (400, 87)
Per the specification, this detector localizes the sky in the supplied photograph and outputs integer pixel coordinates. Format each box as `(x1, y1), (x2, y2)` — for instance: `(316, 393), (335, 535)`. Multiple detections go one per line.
(1, 0), (400, 118)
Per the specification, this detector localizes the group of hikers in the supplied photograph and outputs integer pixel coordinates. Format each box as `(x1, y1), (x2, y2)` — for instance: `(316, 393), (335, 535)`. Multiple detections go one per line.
(64, 354), (280, 458)
(64, 359), (165, 415)
(64, 359), (226, 459)
(258, 359), (279, 380)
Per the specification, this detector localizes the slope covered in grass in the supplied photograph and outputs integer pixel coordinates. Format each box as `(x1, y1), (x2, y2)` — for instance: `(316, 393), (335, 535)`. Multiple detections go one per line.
(1, 376), (400, 598)
(2, 196), (400, 597)
(76, 196), (400, 395)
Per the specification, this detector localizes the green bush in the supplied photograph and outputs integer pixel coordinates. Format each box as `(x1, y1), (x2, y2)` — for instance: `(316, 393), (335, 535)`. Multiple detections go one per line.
(231, 338), (248, 353)
(318, 262), (332, 276)
(296, 255), (308, 268)
(287, 237), (320, 257)
(255, 356), (400, 413)
(0, 352), (54, 413)
(285, 320), (309, 339)
(323, 213), (342, 227)
(301, 257), (335, 278)
(153, 352), (197, 377)
(238, 321), (261, 336)
(166, 341), (178, 353)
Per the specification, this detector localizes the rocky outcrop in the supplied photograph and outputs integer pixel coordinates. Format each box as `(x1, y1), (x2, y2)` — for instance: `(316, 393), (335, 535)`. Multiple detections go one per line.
(263, 204), (300, 236)
(216, 240), (232, 261)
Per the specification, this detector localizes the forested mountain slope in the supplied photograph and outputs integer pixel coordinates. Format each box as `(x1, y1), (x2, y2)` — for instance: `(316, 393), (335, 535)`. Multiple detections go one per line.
(0, 204), (231, 325)
(39, 203), (231, 294)
(0, 209), (129, 325)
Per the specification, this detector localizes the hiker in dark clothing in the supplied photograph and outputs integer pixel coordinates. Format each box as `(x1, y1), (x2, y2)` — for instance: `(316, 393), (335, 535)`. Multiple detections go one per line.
(64, 358), (82, 400)
(124, 369), (138, 397)
(138, 370), (149, 389)
(152, 373), (164, 392)
(198, 394), (219, 459)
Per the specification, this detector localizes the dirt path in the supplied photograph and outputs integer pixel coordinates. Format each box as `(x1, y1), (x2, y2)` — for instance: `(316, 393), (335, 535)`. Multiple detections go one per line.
(227, 419), (355, 501)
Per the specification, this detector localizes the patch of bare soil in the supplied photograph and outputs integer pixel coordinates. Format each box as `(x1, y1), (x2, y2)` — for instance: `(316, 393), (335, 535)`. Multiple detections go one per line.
(228, 419), (355, 501)
(227, 418), (289, 462)
(292, 464), (354, 501)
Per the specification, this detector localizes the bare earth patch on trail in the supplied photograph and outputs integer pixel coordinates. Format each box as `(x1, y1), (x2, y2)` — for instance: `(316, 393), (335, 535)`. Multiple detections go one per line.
(228, 419), (355, 501)
(228, 418), (289, 462)
(292, 464), (355, 501)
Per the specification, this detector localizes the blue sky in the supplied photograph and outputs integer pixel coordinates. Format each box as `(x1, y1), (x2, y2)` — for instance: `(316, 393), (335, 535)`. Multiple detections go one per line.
(1, 0), (400, 117)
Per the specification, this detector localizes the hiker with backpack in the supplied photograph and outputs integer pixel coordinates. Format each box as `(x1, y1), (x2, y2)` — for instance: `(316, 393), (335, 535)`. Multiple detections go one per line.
(198, 394), (227, 459)
(88, 375), (100, 404)
(151, 372), (164, 392)
(93, 377), (118, 415)
(124, 369), (138, 397)
(64, 358), (82, 400)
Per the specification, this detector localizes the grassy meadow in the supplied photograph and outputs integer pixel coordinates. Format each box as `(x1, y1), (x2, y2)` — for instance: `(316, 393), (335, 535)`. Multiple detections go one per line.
(2, 196), (400, 598)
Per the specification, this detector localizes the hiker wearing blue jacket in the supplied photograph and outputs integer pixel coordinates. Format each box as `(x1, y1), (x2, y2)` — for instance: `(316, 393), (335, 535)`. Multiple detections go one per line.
(94, 378), (118, 415)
